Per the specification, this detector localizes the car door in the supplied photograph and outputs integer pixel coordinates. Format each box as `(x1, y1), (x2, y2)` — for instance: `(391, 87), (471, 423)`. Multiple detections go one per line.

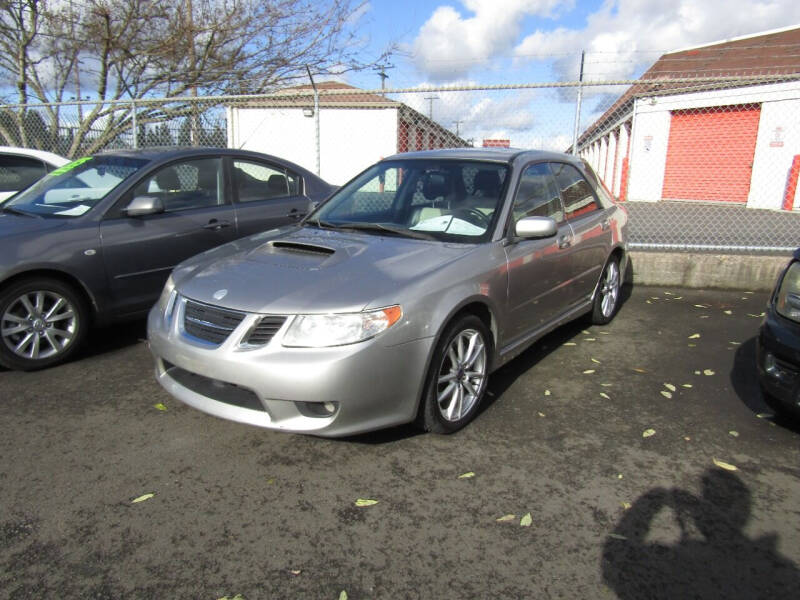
(504, 162), (574, 341)
(229, 158), (309, 237)
(549, 161), (612, 309)
(99, 156), (238, 316)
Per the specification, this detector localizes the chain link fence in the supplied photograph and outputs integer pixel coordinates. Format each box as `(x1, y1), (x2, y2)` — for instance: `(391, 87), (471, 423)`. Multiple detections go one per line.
(2, 75), (799, 253)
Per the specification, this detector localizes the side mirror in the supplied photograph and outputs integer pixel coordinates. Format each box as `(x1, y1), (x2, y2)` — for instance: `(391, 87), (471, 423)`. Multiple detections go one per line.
(515, 216), (558, 239)
(125, 195), (165, 217)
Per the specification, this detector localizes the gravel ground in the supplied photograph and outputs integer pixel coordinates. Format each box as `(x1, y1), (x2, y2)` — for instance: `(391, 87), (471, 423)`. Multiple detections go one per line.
(1, 285), (798, 599)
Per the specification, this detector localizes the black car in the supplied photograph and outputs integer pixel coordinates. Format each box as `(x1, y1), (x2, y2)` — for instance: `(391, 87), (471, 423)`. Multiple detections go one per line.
(757, 247), (800, 419)
(0, 147), (334, 370)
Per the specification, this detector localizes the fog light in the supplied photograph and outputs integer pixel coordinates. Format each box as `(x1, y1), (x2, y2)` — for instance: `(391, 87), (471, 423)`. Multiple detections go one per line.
(764, 353), (785, 380)
(323, 402), (336, 413)
(296, 401), (339, 418)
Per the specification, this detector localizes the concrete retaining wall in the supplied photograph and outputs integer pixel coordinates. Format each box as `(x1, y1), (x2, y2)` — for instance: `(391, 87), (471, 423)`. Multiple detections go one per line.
(629, 251), (790, 291)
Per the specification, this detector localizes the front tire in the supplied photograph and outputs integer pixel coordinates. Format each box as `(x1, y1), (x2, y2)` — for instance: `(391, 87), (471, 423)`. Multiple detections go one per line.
(417, 314), (492, 434)
(0, 278), (89, 371)
(590, 256), (621, 325)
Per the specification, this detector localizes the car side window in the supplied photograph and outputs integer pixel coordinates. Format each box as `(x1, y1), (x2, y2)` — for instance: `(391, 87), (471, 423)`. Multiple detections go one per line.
(549, 162), (600, 220)
(0, 155), (47, 193)
(131, 158), (222, 213)
(232, 160), (300, 203)
(512, 163), (564, 225)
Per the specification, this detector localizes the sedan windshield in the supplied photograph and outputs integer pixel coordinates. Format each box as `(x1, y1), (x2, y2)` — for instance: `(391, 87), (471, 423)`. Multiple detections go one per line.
(1, 155), (148, 218)
(308, 159), (509, 243)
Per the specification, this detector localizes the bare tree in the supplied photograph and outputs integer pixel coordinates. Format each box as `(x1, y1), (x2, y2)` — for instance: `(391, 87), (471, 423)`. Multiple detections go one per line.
(0, 0), (383, 155)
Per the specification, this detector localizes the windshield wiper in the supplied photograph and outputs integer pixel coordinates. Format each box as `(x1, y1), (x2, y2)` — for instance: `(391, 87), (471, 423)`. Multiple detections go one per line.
(1, 205), (36, 217)
(330, 221), (437, 241)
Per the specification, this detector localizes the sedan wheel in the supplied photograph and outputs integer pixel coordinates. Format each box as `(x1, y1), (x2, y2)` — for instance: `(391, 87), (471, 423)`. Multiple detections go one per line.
(0, 279), (87, 371)
(418, 315), (492, 433)
(591, 257), (621, 325)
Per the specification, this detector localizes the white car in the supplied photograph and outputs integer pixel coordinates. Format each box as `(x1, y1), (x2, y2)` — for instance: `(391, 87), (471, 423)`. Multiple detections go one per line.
(0, 146), (70, 201)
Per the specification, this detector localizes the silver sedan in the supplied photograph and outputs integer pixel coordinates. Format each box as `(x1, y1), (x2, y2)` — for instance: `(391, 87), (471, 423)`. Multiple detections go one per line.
(148, 148), (628, 436)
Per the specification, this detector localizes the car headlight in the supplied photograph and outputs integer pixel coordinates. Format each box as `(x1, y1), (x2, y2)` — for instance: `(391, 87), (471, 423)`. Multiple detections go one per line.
(282, 306), (402, 347)
(776, 261), (800, 323)
(156, 275), (178, 321)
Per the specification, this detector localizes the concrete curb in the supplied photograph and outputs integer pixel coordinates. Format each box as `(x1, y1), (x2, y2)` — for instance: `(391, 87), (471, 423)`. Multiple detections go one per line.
(629, 250), (791, 291)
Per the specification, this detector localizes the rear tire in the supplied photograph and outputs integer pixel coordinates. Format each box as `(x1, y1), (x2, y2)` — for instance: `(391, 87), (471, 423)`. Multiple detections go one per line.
(0, 278), (89, 371)
(417, 314), (492, 434)
(590, 256), (621, 325)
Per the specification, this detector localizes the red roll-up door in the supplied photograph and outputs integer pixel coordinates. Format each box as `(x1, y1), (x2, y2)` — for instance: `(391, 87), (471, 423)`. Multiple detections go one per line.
(662, 104), (760, 203)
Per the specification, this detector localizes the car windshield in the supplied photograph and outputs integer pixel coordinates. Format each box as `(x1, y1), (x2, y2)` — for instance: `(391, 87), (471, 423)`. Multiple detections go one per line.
(1, 155), (148, 218)
(307, 159), (509, 243)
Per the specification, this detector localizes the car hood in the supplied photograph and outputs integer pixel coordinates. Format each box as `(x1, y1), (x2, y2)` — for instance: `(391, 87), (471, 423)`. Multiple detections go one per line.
(0, 212), (66, 237)
(174, 226), (477, 314)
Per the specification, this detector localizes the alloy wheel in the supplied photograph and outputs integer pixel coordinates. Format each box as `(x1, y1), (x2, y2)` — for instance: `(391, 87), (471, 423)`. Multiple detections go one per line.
(435, 328), (487, 422)
(600, 261), (620, 318)
(1, 290), (78, 360)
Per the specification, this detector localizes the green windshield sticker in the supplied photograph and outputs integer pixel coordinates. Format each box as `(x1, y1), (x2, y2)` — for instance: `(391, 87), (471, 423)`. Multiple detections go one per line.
(50, 156), (92, 176)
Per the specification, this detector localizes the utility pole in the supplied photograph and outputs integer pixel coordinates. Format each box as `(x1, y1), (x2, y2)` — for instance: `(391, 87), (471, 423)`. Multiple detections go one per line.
(571, 50), (585, 156)
(453, 120), (463, 137)
(424, 95), (440, 120)
(375, 62), (394, 94)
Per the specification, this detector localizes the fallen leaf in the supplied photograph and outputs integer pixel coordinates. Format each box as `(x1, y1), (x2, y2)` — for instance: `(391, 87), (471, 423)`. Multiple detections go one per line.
(621, 502), (632, 510)
(650, 296), (660, 300)
(583, 369), (596, 374)
(747, 312), (765, 318)
(688, 333), (701, 339)
(684, 436), (691, 441)
(355, 499), (378, 507)
(458, 472), (475, 479)
(633, 368), (647, 373)
(664, 383), (676, 392)
(664, 291), (674, 295)
(744, 291), (754, 294)
(674, 296), (683, 300)
(538, 412), (546, 417)
(694, 304), (709, 308)
(660, 391), (672, 399)
(688, 344), (697, 347)
(591, 358), (601, 364)
(289, 570), (302, 576)
(582, 330), (591, 335)
(585, 338), (596, 341)
(339, 592), (348, 600)
(153, 402), (168, 411)
(646, 300), (652, 304)
(694, 370), (701, 375)
(600, 392), (610, 400)
(729, 431), (739, 437)
(131, 493), (154, 504)
(617, 473), (623, 479)
(599, 331), (610, 335)
(642, 429), (656, 438)
(682, 384), (693, 388)
(601, 383), (613, 387)
(756, 413), (774, 419)
(724, 310), (732, 315)
(699, 316), (709, 320)
(520, 513), (532, 527)
(729, 341), (740, 346)
(608, 533), (628, 540)
(712, 458), (738, 471)
(496, 514), (516, 522)
(703, 369), (715, 376)
(544, 390), (551, 396)
(563, 342), (577, 346)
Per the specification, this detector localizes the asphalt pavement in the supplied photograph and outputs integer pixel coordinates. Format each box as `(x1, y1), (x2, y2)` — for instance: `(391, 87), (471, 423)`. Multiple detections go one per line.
(1, 286), (799, 599)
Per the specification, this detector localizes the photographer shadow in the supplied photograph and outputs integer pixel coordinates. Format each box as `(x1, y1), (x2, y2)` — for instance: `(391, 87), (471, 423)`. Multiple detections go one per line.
(602, 468), (800, 599)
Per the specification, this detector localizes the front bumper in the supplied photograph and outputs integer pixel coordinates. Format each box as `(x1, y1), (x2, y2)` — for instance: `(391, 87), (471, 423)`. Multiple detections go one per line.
(756, 307), (800, 417)
(147, 297), (435, 437)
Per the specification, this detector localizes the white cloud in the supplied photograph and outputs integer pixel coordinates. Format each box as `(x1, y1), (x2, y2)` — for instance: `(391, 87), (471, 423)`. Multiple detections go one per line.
(411, 0), (574, 81)
(514, 0), (800, 81)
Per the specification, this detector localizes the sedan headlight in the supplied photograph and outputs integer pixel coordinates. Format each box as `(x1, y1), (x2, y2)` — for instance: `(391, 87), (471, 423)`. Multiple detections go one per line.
(283, 306), (402, 347)
(156, 275), (178, 321)
(776, 261), (800, 323)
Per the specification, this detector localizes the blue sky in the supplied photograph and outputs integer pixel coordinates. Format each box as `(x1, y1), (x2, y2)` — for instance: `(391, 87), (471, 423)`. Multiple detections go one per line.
(346, 0), (800, 89)
(336, 1), (800, 149)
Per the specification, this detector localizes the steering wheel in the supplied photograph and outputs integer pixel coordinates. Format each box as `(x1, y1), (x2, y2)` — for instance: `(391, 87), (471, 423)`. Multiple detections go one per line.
(453, 207), (490, 228)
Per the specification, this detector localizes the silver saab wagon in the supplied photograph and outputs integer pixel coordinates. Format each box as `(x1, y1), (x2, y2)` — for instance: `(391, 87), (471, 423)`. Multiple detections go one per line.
(148, 148), (628, 437)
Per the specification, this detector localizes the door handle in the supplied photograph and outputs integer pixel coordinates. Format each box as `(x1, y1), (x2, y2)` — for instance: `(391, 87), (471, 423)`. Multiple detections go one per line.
(203, 219), (231, 231)
(558, 235), (572, 249)
(287, 208), (305, 221)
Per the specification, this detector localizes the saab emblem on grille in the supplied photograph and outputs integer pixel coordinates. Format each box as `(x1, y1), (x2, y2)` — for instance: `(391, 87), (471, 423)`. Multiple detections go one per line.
(213, 289), (228, 300)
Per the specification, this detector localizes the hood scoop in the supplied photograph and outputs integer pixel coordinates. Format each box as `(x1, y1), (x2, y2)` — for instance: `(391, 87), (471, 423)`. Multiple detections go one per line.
(269, 241), (336, 256)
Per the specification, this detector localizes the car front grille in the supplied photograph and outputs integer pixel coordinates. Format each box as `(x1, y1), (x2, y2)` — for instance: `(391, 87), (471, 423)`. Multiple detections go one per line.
(183, 299), (246, 345)
(243, 316), (288, 346)
(163, 361), (264, 412)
